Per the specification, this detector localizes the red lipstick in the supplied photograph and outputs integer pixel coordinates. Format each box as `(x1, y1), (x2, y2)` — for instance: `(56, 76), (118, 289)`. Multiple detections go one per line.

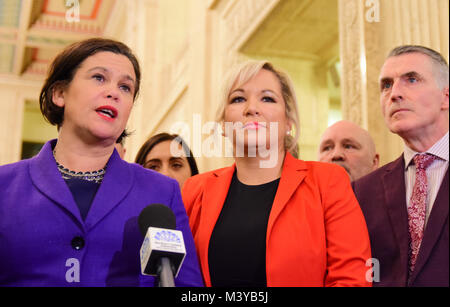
(96, 105), (118, 122)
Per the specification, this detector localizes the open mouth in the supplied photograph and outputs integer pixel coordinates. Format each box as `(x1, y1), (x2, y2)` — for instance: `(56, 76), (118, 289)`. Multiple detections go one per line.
(96, 106), (118, 120)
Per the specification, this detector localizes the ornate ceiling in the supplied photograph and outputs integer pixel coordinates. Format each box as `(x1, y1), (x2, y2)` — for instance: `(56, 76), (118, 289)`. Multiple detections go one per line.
(0, 0), (117, 80)
(241, 0), (339, 64)
(240, 0), (341, 104)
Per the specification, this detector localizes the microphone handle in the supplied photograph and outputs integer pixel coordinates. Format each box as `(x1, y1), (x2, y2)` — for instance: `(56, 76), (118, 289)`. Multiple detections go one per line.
(158, 257), (175, 287)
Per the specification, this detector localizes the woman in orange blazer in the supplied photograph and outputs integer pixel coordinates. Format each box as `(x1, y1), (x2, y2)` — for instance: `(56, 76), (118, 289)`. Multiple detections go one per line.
(182, 61), (371, 287)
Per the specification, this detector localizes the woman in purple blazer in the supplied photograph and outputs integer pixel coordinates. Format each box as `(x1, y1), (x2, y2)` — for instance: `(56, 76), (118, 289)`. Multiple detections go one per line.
(0, 38), (203, 287)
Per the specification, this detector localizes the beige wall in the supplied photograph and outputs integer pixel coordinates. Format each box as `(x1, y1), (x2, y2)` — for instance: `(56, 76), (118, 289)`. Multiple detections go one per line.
(22, 103), (58, 143)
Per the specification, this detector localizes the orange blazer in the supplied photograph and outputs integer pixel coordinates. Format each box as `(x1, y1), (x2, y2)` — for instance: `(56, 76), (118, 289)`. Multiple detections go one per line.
(182, 153), (372, 287)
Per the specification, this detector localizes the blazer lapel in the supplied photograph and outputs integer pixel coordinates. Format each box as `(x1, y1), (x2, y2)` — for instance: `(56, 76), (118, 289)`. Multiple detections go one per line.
(84, 150), (133, 231)
(267, 153), (307, 238)
(198, 165), (235, 286)
(29, 140), (84, 227)
(410, 169), (449, 283)
(200, 165), (235, 241)
(381, 156), (410, 274)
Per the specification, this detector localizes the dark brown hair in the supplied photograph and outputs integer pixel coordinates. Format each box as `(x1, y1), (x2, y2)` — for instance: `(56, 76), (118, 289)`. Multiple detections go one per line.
(116, 129), (131, 145)
(39, 38), (141, 128)
(135, 133), (199, 176)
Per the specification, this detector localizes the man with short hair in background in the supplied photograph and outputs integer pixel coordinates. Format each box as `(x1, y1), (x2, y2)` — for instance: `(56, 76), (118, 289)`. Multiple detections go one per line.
(318, 120), (379, 182)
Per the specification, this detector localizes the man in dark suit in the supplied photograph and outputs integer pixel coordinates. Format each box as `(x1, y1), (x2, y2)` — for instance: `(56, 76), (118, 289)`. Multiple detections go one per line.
(353, 45), (449, 287)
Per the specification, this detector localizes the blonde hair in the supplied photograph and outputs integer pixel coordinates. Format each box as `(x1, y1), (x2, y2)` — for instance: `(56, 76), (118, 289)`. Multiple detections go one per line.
(216, 61), (300, 154)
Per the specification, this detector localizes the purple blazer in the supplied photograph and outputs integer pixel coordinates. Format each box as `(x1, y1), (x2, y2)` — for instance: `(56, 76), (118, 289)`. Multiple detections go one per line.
(0, 140), (203, 287)
(352, 155), (449, 287)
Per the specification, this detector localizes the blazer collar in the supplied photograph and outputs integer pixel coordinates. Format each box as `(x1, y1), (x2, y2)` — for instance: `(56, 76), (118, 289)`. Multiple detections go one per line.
(85, 148), (133, 231)
(381, 155), (410, 273)
(199, 152), (307, 286)
(202, 164), (236, 241)
(29, 139), (133, 232)
(197, 164), (234, 286)
(204, 153), (308, 222)
(267, 152), (308, 238)
(29, 140), (83, 228)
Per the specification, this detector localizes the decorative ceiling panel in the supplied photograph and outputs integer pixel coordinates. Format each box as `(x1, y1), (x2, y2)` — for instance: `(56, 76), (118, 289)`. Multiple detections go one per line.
(0, 44), (14, 73)
(241, 0), (339, 61)
(0, 0), (118, 79)
(42, 0), (102, 19)
(0, 0), (22, 28)
(31, 0), (114, 35)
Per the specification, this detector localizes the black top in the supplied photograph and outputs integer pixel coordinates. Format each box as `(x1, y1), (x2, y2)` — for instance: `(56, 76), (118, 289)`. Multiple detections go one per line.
(65, 178), (100, 221)
(208, 171), (280, 287)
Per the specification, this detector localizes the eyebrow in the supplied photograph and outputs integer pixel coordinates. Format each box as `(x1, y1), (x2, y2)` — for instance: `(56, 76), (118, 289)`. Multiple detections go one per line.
(320, 138), (361, 149)
(87, 66), (135, 83)
(262, 89), (280, 98)
(379, 71), (422, 84)
(341, 138), (362, 148)
(145, 157), (185, 164)
(319, 140), (334, 150)
(229, 89), (281, 98)
(144, 159), (161, 167)
(341, 137), (359, 143)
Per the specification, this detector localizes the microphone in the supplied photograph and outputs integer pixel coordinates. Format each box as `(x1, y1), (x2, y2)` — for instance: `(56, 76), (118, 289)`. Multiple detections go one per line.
(138, 204), (186, 287)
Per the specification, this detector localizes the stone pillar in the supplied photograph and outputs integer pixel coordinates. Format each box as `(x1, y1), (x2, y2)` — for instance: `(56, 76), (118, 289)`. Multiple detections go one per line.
(0, 81), (40, 165)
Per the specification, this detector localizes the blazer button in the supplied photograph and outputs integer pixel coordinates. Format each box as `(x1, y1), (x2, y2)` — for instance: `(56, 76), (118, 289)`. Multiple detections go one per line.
(71, 236), (85, 251)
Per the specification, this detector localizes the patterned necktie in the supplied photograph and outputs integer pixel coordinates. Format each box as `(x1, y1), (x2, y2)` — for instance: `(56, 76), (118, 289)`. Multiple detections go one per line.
(408, 153), (436, 275)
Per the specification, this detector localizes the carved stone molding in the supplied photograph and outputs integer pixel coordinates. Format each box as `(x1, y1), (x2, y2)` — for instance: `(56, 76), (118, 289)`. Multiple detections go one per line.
(219, 0), (280, 51)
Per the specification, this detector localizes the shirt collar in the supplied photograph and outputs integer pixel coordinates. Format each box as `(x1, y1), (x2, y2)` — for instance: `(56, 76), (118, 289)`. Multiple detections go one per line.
(404, 131), (449, 169)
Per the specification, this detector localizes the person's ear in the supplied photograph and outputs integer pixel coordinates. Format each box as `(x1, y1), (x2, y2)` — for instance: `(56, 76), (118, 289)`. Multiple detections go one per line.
(373, 153), (380, 170)
(52, 83), (66, 108)
(286, 118), (293, 135)
(441, 86), (449, 110)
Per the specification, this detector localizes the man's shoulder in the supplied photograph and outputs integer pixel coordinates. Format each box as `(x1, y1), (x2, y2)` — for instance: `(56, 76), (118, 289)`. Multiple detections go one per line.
(354, 156), (404, 188)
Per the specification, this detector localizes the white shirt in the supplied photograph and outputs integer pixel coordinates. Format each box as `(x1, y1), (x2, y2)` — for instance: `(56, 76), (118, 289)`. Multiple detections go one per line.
(404, 131), (449, 226)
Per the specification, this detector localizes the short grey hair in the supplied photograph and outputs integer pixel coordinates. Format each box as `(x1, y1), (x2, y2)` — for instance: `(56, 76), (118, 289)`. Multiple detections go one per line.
(388, 45), (449, 89)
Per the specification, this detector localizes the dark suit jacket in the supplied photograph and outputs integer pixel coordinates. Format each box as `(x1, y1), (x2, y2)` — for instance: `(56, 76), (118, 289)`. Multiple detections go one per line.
(352, 155), (449, 287)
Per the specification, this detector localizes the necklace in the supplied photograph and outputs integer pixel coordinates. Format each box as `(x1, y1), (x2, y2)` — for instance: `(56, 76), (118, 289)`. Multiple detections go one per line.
(53, 149), (106, 184)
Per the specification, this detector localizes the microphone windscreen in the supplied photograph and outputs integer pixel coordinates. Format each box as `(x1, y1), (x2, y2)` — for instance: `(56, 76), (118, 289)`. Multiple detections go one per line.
(138, 204), (177, 236)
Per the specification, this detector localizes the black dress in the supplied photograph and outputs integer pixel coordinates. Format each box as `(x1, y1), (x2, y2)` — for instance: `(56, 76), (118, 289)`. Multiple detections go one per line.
(208, 171), (280, 287)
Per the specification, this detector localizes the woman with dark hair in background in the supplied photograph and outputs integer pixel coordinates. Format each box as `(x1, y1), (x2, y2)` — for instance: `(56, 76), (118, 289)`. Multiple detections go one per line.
(135, 133), (199, 190)
(0, 38), (203, 287)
